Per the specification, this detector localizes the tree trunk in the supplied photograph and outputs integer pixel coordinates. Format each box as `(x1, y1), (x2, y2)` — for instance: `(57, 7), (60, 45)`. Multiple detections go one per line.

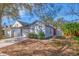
(0, 17), (3, 39)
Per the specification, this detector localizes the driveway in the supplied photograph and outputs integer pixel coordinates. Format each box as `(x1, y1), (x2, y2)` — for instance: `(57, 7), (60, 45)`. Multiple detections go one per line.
(0, 37), (26, 48)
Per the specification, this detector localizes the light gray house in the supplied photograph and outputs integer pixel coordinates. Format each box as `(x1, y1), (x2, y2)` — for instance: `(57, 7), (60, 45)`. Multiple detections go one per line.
(3, 20), (30, 38)
(3, 20), (63, 38)
(29, 20), (54, 38)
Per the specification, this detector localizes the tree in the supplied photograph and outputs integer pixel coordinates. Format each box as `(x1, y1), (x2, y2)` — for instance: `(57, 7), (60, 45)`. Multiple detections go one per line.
(54, 17), (65, 28)
(0, 3), (32, 39)
(33, 4), (63, 28)
(41, 15), (54, 25)
(62, 22), (79, 37)
(33, 4), (62, 18)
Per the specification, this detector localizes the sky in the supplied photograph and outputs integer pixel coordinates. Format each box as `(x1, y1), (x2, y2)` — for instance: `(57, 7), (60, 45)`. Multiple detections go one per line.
(2, 3), (79, 26)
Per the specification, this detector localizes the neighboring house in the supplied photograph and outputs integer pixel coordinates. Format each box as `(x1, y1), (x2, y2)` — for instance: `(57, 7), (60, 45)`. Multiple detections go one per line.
(3, 20), (63, 38)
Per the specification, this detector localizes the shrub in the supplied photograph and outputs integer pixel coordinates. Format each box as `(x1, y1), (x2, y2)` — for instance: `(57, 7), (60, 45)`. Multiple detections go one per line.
(73, 36), (79, 41)
(62, 22), (79, 37)
(38, 32), (45, 39)
(28, 33), (38, 39)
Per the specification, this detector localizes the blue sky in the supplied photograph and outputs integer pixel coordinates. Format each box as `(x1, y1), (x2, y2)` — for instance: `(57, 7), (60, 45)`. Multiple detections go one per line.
(2, 3), (79, 26)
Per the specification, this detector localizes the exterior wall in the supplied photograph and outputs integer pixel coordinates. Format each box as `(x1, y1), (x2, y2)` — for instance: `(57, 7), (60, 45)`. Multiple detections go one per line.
(45, 26), (53, 38)
(22, 28), (29, 37)
(30, 27), (35, 33)
(13, 29), (22, 37)
(4, 28), (29, 38)
(29, 22), (46, 35)
(4, 30), (12, 38)
(13, 28), (29, 37)
(29, 21), (53, 38)
(56, 28), (63, 36)
(34, 24), (46, 35)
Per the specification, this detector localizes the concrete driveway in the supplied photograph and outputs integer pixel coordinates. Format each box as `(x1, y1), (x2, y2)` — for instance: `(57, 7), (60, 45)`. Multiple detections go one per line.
(0, 37), (26, 48)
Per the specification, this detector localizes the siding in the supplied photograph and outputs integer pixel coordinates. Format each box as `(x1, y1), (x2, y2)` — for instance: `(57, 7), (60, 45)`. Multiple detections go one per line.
(45, 26), (53, 38)
(56, 28), (63, 36)
(22, 28), (29, 37)
(13, 29), (21, 37)
(29, 21), (53, 38)
(4, 30), (12, 38)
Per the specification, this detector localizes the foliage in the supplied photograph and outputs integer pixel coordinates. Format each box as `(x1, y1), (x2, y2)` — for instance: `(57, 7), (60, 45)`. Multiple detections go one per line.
(33, 4), (62, 18)
(42, 15), (54, 25)
(38, 31), (45, 39)
(54, 17), (65, 28)
(62, 22), (79, 36)
(73, 36), (79, 41)
(28, 32), (45, 39)
(28, 33), (38, 39)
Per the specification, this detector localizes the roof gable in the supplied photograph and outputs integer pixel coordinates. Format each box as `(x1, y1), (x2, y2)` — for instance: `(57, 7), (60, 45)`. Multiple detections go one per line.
(12, 20), (29, 28)
(17, 21), (29, 26)
(12, 21), (22, 27)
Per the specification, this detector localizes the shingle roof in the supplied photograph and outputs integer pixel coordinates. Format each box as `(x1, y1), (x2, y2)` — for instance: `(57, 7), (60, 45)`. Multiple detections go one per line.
(17, 20), (29, 27)
(30, 20), (53, 27)
(16, 20), (54, 28)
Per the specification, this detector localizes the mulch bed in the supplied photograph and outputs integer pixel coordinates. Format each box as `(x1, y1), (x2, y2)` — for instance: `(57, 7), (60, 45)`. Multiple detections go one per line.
(0, 39), (78, 56)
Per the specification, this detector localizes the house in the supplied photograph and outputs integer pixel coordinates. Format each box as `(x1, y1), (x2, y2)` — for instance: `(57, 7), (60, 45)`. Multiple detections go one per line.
(3, 20), (29, 38)
(3, 20), (63, 38)
(28, 20), (54, 38)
